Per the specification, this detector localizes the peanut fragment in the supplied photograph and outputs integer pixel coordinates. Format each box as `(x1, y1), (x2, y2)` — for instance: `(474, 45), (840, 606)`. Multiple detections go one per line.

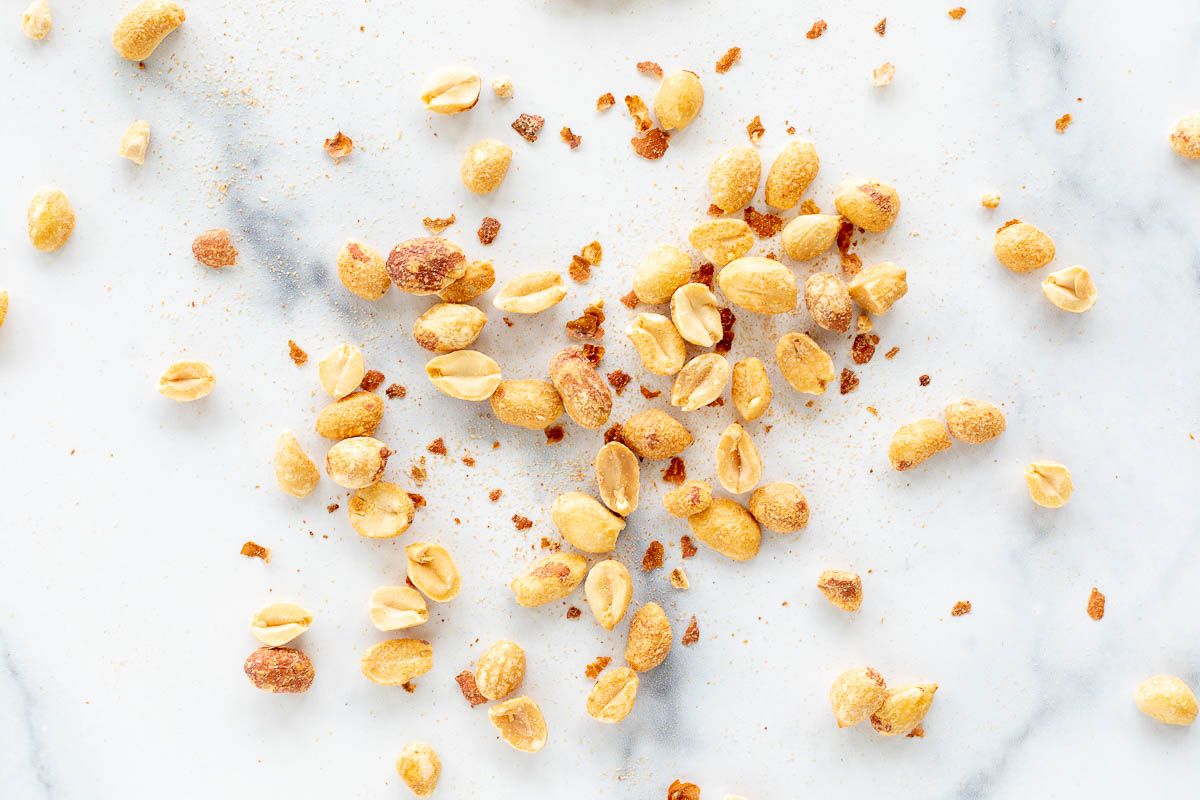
(586, 666), (639, 723)
(830, 667), (888, 727)
(687, 498), (760, 561)
(361, 638), (434, 686)
(490, 379), (563, 430)
(549, 346), (612, 429)
(425, 350), (501, 401)
(1041, 265), (1097, 313)
(817, 570), (863, 611)
(158, 360), (215, 401)
(438, 259), (494, 303)
(781, 214), (840, 261)
(622, 409), (694, 459)
(494, 271), (567, 314)
(1025, 461), (1072, 508)
(595, 442), (640, 516)
(27, 188), (74, 252)
(584, 559), (633, 630)
(273, 431), (320, 498)
(653, 70), (704, 131)
(511, 553), (587, 607)
(348, 482), (416, 539)
(671, 353), (731, 411)
(625, 602), (672, 672)
(871, 683), (938, 736)
(888, 419), (951, 471)
(709, 145), (762, 213)
(804, 272), (853, 333)
(1169, 112), (1200, 159)
(396, 742), (441, 797)
(626, 313), (687, 375)
(337, 240), (390, 300)
(688, 219), (754, 267)
(717, 256), (798, 314)
(663, 480), (712, 518)
(405, 542), (461, 602)
(765, 141), (820, 210)
(118, 120), (151, 165)
(369, 586), (428, 631)
(775, 333), (834, 394)
(944, 399), (1006, 444)
(731, 358), (772, 421)
(552, 491), (626, 553)
(420, 66), (481, 114)
(715, 423), (763, 494)
(112, 0), (185, 61)
(633, 245), (693, 304)
(488, 696), (548, 752)
(1135, 675), (1198, 726)
(250, 602), (312, 647)
(670, 283), (723, 346)
(834, 178), (900, 232)
(847, 262), (907, 315)
(748, 482), (809, 533)
(318, 343), (366, 399)
(475, 640), (526, 701)
(993, 220), (1054, 272)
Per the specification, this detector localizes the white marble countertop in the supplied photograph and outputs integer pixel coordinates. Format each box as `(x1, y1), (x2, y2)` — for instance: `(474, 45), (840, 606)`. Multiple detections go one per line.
(3, 1), (1199, 798)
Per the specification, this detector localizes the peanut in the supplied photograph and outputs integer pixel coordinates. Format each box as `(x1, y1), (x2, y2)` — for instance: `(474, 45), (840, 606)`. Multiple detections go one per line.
(829, 667), (887, 728)
(158, 360), (215, 401)
(944, 399), (1006, 444)
(709, 145), (762, 213)
(626, 313), (687, 375)
(396, 742), (441, 797)
(420, 65), (481, 114)
(1169, 113), (1200, 159)
(586, 666), (639, 723)
(118, 120), (151, 165)
(493, 271), (567, 313)
(1025, 461), (1072, 508)
(633, 245), (693, 304)
(369, 586), (428, 631)
(437, 259), (494, 303)
(549, 346), (612, 429)
(621, 408), (693, 459)
(888, 419), (951, 471)
(317, 343), (366, 399)
(112, 0), (185, 61)
(387, 237), (467, 295)
(775, 332), (834, 394)
(273, 431), (320, 498)
(765, 141), (819, 210)
(250, 602), (312, 647)
(670, 283), (723, 347)
(717, 256), (798, 314)
(748, 481), (809, 533)
(687, 497), (760, 561)
(1135, 675), (1198, 726)
(847, 262), (907, 315)
(731, 357), (772, 421)
(715, 423), (763, 494)
(475, 640), (526, 701)
(625, 602), (672, 672)
(551, 491), (626, 553)
(688, 219), (754, 267)
(488, 696), (548, 752)
(461, 139), (513, 194)
(834, 178), (900, 232)
(413, 303), (487, 352)
(781, 214), (841, 261)
(817, 570), (863, 611)
(243, 646), (314, 693)
(671, 353), (731, 411)
(993, 220), (1054, 272)
(870, 683), (937, 736)
(27, 188), (74, 252)
(406, 542), (461, 602)
(361, 638), (434, 686)
(489, 379), (564, 430)
(425, 350), (501, 401)
(595, 442), (640, 516)
(348, 482), (416, 539)
(511, 553), (587, 607)
(325, 436), (390, 488)
(653, 70), (704, 130)
(315, 391), (384, 440)
(663, 480), (712, 518)
(804, 272), (853, 333)
(1041, 265), (1097, 313)
(584, 560), (633, 630)
(337, 240), (390, 300)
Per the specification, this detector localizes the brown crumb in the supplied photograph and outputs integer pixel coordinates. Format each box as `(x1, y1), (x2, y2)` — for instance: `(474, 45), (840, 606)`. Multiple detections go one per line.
(462, 456), (476, 468)
(744, 206), (784, 238)
(402, 681), (416, 693)
(323, 131), (353, 160)
(544, 425), (565, 444)
(885, 346), (900, 359)
(690, 262), (715, 289)
(560, 126), (582, 149)
(409, 463), (427, 483)
(682, 616), (700, 645)
(540, 537), (560, 552)
(715, 46), (742, 73)
(786, 125), (796, 135)
(839, 368), (860, 395)
(620, 290), (640, 309)
(631, 128), (670, 160)
(512, 113), (545, 143)
(799, 199), (821, 215)
(875, 17), (887, 35)
(1087, 587), (1105, 620)
(502, 317), (513, 327)
(360, 370), (384, 392)
(669, 567), (689, 590)
(637, 60), (663, 78)
(580, 241), (603, 266)
(681, 535), (698, 559)
(385, 383), (407, 399)
(427, 438), (447, 456)
(642, 541), (665, 572)
(907, 724), (926, 738)
(488, 489), (502, 502)
(287, 340), (307, 366)
(422, 214), (455, 234)
(581, 344), (605, 366)
(669, 781), (702, 800)
(707, 203), (724, 216)
(240, 541), (270, 562)
(866, 406), (878, 417)
(566, 606), (582, 619)
(746, 115), (765, 144)
(512, 514), (533, 530)
(948, 6), (966, 19)
(477, 216), (501, 245)
(952, 600), (972, 617)
(806, 19), (827, 39)
(1055, 113), (1073, 134)
(566, 303), (606, 340)
(606, 370), (631, 395)
(625, 95), (653, 132)
(836, 218), (862, 275)
(569, 254), (592, 282)
(454, 670), (487, 707)
(408, 494), (426, 512)
(640, 385), (662, 400)
(707, 396), (725, 408)
(603, 424), (626, 446)
(662, 457), (687, 485)
(918, 374), (931, 387)
(596, 92), (616, 112)
(326, 503), (339, 513)
(713, 307), (736, 355)
(585, 656), (612, 680)
(851, 333), (880, 365)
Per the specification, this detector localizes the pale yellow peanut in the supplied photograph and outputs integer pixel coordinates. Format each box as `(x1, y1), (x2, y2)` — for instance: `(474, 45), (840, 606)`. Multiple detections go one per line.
(551, 491), (625, 553)
(688, 219), (753, 267)
(1135, 675), (1198, 726)
(112, 0), (185, 61)
(27, 188), (74, 252)
(653, 70), (704, 130)
(437, 259), (494, 303)
(317, 343), (365, 399)
(595, 442), (640, 516)
(871, 683), (937, 736)
(781, 213), (841, 261)
(493, 271), (566, 313)
(425, 350), (501, 401)
(621, 409), (694, 459)
(993, 220), (1054, 272)
(765, 141), (819, 210)
(1025, 461), (1072, 508)
(413, 303), (487, 352)
(348, 482), (415, 539)
(834, 178), (900, 232)
(250, 602), (312, 647)
(775, 332), (834, 394)
(396, 742), (441, 797)
(748, 482), (809, 533)
(549, 346), (611, 429)
(315, 391), (384, 440)
(687, 497), (760, 561)
(671, 353), (731, 411)
(475, 640), (526, 701)
(817, 570), (862, 612)
(511, 553), (587, 607)
(944, 399), (1006, 444)
(663, 480), (712, 518)
(461, 139), (513, 194)
(586, 666), (639, 723)
(626, 313), (687, 376)
(158, 360), (214, 401)
(1041, 266), (1097, 313)
(118, 120), (151, 165)
(670, 283), (723, 346)
(1170, 112), (1200, 159)
(804, 272), (852, 333)
(337, 240), (390, 301)
(405, 542), (461, 602)
(709, 145), (762, 213)
(273, 430), (319, 497)
(21, 0), (51, 39)
(488, 696), (547, 752)
(369, 586), (428, 631)
(731, 358), (772, 421)
(325, 436), (390, 489)
(718, 256), (797, 314)
(420, 65), (481, 114)
(584, 559), (633, 630)
(888, 419), (951, 471)
(625, 602), (672, 672)
(361, 638), (433, 686)
(633, 245), (693, 304)
(489, 379), (563, 430)
(847, 262), (907, 315)
(715, 423), (762, 494)
(829, 667), (888, 728)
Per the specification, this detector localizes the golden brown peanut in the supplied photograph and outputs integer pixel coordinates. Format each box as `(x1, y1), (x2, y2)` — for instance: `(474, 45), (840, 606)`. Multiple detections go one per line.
(461, 139), (513, 194)
(781, 213), (841, 261)
(1135, 675), (1198, 726)
(511, 553), (587, 607)
(315, 391), (384, 440)
(626, 313), (688, 376)
(273, 431), (320, 498)
(243, 646), (314, 694)
(438, 259), (494, 303)
(633, 245), (693, 304)
(804, 272), (853, 333)
(493, 271), (567, 313)
(993, 220), (1055, 272)
(584, 560), (633, 630)
(671, 283), (723, 347)
(817, 570), (863, 612)
(118, 120), (151, 165)
(1025, 461), (1072, 508)
(552, 492), (626, 553)
(250, 602), (312, 647)
(191, 228), (237, 268)
(595, 442), (640, 516)
(549, 346), (612, 429)
(420, 65), (481, 114)
(337, 240), (391, 300)
(621, 408), (694, 459)
(158, 360), (215, 401)
(748, 481), (809, 533)
(396, 742), (441, 797)
(361, 638), (434, 686)
(717, 256), (798, 314)
(663, 480), (712, 518)
(688, 219), (754, 267)
(112, 0), (185, 60)
(944, 399), (1006, 444)
(369, 586), (428, 631)
(709, 145), (762, 213)
(834, 178), (900, 232)
(765, 141), (820, 210)
(325, 436), (390, 489)
(653, 70), (704, 130)
(475, 640), (526, 701)
(1170, 112), (1200, 159)
(671, 353), (731, 411)
(27, 188), (74, 252)
(490, 379), (563, 430)
(829, 667), (888, 728)
(888, 419), (951, 471)
(587, 666), (639, 723)
(425, 350), (501, 401)
(625, 602), (672, 672)
(488, 696), (548, 752)
(21, 0), (51, 39)
(715, 423), (762, 494)
(775, 332), (834, 394)
(871, 683), (938, 736)
(413, 303), (487, 352)
(847, 262), (908, 316)
(1041, 265), (1097, 312)
(731, 358), (772, 421)
(406, 542), (461, 602)
(688, 497), (760, 561)
(387, 237), (467, 295)
(317, 343), (365, 399)
(349, 482), (416, 539)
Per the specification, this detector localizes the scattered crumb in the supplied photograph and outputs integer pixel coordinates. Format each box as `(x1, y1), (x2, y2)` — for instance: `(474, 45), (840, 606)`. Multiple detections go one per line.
(681, 536), (698, 559)
(512, 113), (545, 143)
(1087, 587), (1106, 620)
(455, 670), (487, 707)
(836, 219), (862, 274)
(544, 425), (565, 444)
(560, 127), (582, 149)
(585, 656), (612, 680)
(488, 489), (502, 502)
(872, 62), (896, 87)
(427, 438), (448, 456)
(952, 600), (972, 617)
(512, 515), (533, 530)
(566, 606), (582, 619)
(884, 346), (900, 360)
(642, 541), (665, 572)
(402, 681), (416, 693)
(839, 368), (860, 395)
(1055, 113), (1073, 134)
(385, 383), (407, 399)
(596, 92), (616, 112)
(566, 303), (606, 340)
(713, 308), (736, 355)
(640, 386), (661, 399)
(706, 203), (724, 216)
(422, 214), (456, 234)
(662, 457), (687, 484)
(240, 541), (270, 562)
(746, 115), (765, 144)
(477, 216), (501, 245)
(875, 18), (887, 35)
(569, 255), (592, 283)
(625, 95), (653, 132)
(461, 456), (475, 468)
(287, 340), (307, 366)
(606, 370), (631, 395)
(409, 464), (427, 484)
(620, 290), (640, 309)
(907, 725), (925, 738)
(799, 199), (821, 214)
(806, 19), (827, 39)
(631, 128), (670, 160)
(715, 46), (742, 73)
(326, 503), (339, 513)
(851, 333), (880, 364)
(539, 537), (559, 552)
(360, 370), (384, 392)
(581, 344), (604, 366)
(669, 567), (689, 590)
(581, 241), (603, 266)
(603, 424), (626, 446)
(323, 131), (353, 160)
(637, 60), (663, 78)
(682, 616), (700, 645)
(744, 206), (783, 237)
(948, 6), (966, 19)
(691, 262), (715, 289)
(918, 374), (931, 387)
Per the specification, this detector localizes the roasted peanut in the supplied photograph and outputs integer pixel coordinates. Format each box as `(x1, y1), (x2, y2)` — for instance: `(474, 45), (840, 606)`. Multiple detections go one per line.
(475, 640), (526, 701)
(369, 586), (428, 631)
(1170, 113), (1200, 159)
(250, 602), (312, 646)
(21, 0), (51, 40)
(871, 683), (937, 736)
(460, 139), (513, 194)
(511, 553), (587, 607)
(621, 408), (693, 459)
(993, 220), (1054, 272)
(348, 482), (416, 539)
(715, 423), (762, 494)
(406, 542), (461, 602)
(731, 358), (772, 421)
(775, 332), (834, 394)
(663, 480), (712, 518)
(315, 391), (384, 440)
(273, 430), (320, 498)
(709, 145), (762, 213)
(587, 666), (639, 723)
(112, 0), (185, 61)
(748, 481), (809, 533)
(671, 353), (731, 411)
(584, 560), (633, 630)
(118, 120), (151, 165)
(413, 303), (487, 352)
(244, 646), (314, 693)
(847, 262), (907, 315)
(1135, 675), (1198, 726)
(595, 442), (640, 516)
(494, 271), (566, 313)
(549, 346), (612, 429)
(425, 350), (501, 401)
(687, 498), (760, 561)
(671, 283), (723, 346)
(317, 343), (365, 398)
(626, 313), (687, 375)
(653, 70), (704, 130)
(438, 259), (494, 303)
(817, 570), (863, 612)
(1025, 461), (1072, 508)
(1041, 265), (1097, 313)
(396, 742), (441, 797)
(834, 178), (900, 232)
(490, 379), (563, 430)
(804, 272), (853, 333)
(158, 360), (215, 401)
(625, 602), (672, 672)
(765, 141), (819, 210)
(27, 188), (74, 252)
(488, 696), (548, 752)
(781, 213), (841, 261)
(337, 240), (391, 300)
(944, 399), (1006, 444)
(888, 419), (951, 471)
(688, 219), (754, 267)
(325, 436), (390, 489)
(633, 245), (693, 304)
(361, 638), (434, 686)
(718, 256), (798, 314)
(829, 667), (888, 728)
(387, 237), (467, 295)
(420, 66), (481, 114)
(552, 491), (626, 553)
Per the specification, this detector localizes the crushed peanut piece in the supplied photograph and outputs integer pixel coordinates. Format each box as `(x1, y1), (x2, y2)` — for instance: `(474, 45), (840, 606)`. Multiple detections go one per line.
(715, 46), (741, 73)
(981, 193), (1001, 208)
(544, 425), (565, 444)
(511, 113), (545, 143)
(585, 656), (612, 680)
(668, 781), (701, 800)
(566, 303), (606, 340)
(287, 340), (307, 366)
(631, 128), (670, 160)
(427, 438), (447, 456)
(669, 568), (689, 590)
(512, 515), (533, 531)
(851, 333), (879, 364)
(1055, 113), (1073, 134)
(640, 386), (661, 399)
(455, 669), (488, 707)
(240, 541), (270, 562)
(872, 62), (896, 87)
(607, 370), (631, 395)
(746, 115), (765, 144)
(560, 127), (582, 149)
(875, 18), (887, 35)
(566, 606), (582, 619)
(1087, 587), (1106, 620)
(744, 206), (783, 238)
(386, 383), (407, 399)
(422, 214), (456, 234)
(625, 95), (653, 132)
(642, 541), (664, 572)
(682, 616), (700, 645)
(637, 60), (663, 78)
(324, 131), (353, 160)
(597, 92), (616, 111)
(662, 457), (687, 484)
(806, 19), (827, 39)
(681, 536), (698, 559)
(839, 368), (859, 395)
(360, 370), (384, 392)
(952, 601), (972, 617)
(477, 216), (501, 245)
(949, 7), (966, 19)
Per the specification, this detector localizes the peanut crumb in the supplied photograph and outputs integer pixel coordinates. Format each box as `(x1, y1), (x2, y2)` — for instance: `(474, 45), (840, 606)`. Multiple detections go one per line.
(885, 346), (900, 360)
(385, 383), (407, 399)
(799, 199), (821, 214)
(691, 262), (715, 289)
(631, 128), (670, 160)
(512, 515), (533, 530)
(512, 113), (545, 143)
(907, 724), (926, 738)
(640, 386), (662, 399)
(1055, 113), (1073, 134)
(569, 254), (592, 282)
(606, 370), (631, 395)
(544, 425), (565, 444)
(875, 18), (887, 35)
(462, 456), (475, 468)
(326, 503), (339, 513)
(422, 214), (456, 234)
(839, 368), (860, 395)
(488, 489), (502, 502)
(715, 46), (742, 73)
(681, 536), (698, 559)
(408, 493), (426, 509)
(287, 340), (307, 366)
(642, 540), (665, 571)
(1087, 587), (1106, 620)
(566, 303), (606, 340)
(560, 127), (582, 149)
(637, 60), (663, 78)
(744, 206), (783, 237)
(455, 670), (487, 707)
(682, 616), (700, 645)
(669, 567), (689, 590)
(746, 115), (765, 144)
(713, 307), (736, 355)
(948, 6), (966, 19)
(981, 193), (1001, 209)
(477, 216), (501, 245)
(952, 600), (972, 617)
(566, 606), (582, 619)
(596, 92), (616, 112)
(427, 438), (448, 456)
(918, 374), (931, 387)
(360, 370), (384, 392)
(662, 457), (687, 485)
(872, 62), (896, 87)
(851, 333), (880, 364)
(806, 19), (827, 39)
(620, 290), (640, 309)
(323, 131), (353, 160)
(240, 541), (270, 562)
(706, 203), (724, 216)
(585, 656), (612, 680)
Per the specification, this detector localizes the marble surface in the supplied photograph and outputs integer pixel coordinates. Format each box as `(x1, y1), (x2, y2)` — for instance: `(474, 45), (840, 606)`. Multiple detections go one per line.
(3, 1), (1199, 797)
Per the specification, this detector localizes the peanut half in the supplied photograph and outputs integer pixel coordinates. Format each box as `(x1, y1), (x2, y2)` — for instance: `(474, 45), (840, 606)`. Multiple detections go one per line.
(425, 350), (501, 401)
(1041, 265), (1097, 313)
(671, 353), (731, 411)
(765, 141), (820, 210)
(626, 313), (687, 375)
(944, 399), (1006, 444)
(27, 188), (75, 252)
(369, 586), (429, 631)
(551, 491), (626, 553)
(475, 640), (526, 701)
(633, 245), (693, 304)
(847, 262), (907, 315)
(586, 666), (639, 723)
(781, 214), (841, 261)
(250, 602), (312, 647)
(584, 560), (633, 630)
(748, 482), (809, 533)
(622, 409), (693, 459)
(337, 240), (391, 300)
(709, 145), (762, 213)
(653, 70), (704, 130)
(1135, 675), (1198, 726)
(663, 480), (712, 518)
(348, 482), (416, 539)
(834, 178), (900, 232)
(315, 391), (384, 440)
(1170, 112), (1200, 159)
(318, 343), (366, 399)
(671, 283), (723, 346)
(461, 139), (513, 194)
(489, 379), (564, 430)
(420, 65), (481, 114)
(871, 683), (938, 736)
(1025, 461), (1072, 508)
(438, 259), (495, 303)
(715, 423), (763, 494)
(511, 553), (587, 607)
(804, 272), (853, 333)
(994, 220), (1054, 272)
(387, 237), (467, 295)
(888, 419), (951, 471)
(361, 638), (434, 686)
(488, 696), (548, 752)
(829, 667), (888, 727)
(493, 271), (566, 313)
(325, 436), (390, 488)
(688, 219), (753, 267)
(817, 570), (863, 611)
(549, 346), (612, 429)
(731, 357), (772, 421)
(273, 431), (319, 497)
(595, 442), (641, 516)
(405, 542), (461, 602)
(112, 0), (185, 61)
(396, 742), (441, 797)
(688, 498), (760, 561)
(413, 303), (487, 352)
(776, 333), (834, 394)
(244, 646), (314, 693)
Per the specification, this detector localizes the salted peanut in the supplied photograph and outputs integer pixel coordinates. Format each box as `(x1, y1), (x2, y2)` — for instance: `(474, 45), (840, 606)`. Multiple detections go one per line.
(671, 353), (731, 411)
(731, 358), (772, 421)
(626, 313), (687, 375)
(396, 742), (441, 797)
(715, 423), (762, 494)
(748, 482), (809, 533)
(158, 360), (215, 401)
(993, 220), (1055, 272)
(817, 570), (863, 612)
(1169, 113), (1200, 159)
(21, 0), (51, 39)
(587, 666), (639, 723)
(461, 139), (513, 194)
(834, 178), (900, 232)
(688, 219), (754, 267)
(315, 391), (383, 440)
(552, 491), (626, 553)
(191, 228), (237, 268)
(438, 259), (494, 303)
(420, 65), (481, 114)
(387, 237), (467, 295)
(584, 559), (633, 630)
(27, 188), (74, 252)
(663, 480), (712, 518)
(718, 256), (798, 314)
(118, 120), (151, 164)
(847, 262), (907, 315)
(492, 76), (514, 99)
(474, 640), (526, 701)
(709, 145), (762, 213)
(490, 379), (563, 430)
(1025, 461), (1072, 508)
(337, 240), (390, 300)
(765, 141), (820, 210)
(688, 498), (760, 561)
(804, 272), (853, 333)
(413, 303), (487, 352)
(829, 667), (888, 728)
(425, 350), (501, 401)
(488, 696), (548, 752)
(653, 70), (704, 131)
(406, 542), (461, 602)
(622, 408), (693, 459)
(888, 419), (951, 471)
(511, 553), (587, 607)
(112, 0), (185, 60)
(349, 482), (415, 539)
(671, 283), (723, 346)
(361, 638), (434, 686)
(494, 271), (567, 313)
(775, 332), (834, 394)
(595, 442), (640, 516)
(325, 436), (390, 489)
(1041, 265), (1097, 313)
(273, 431), (320, 497)
(944, 399), (1006, 444)
(317, 343), (365, 398)
(633, 245), (693, 304)
(243, 646), (314, 693)
(625, 602), (672, 672)
(549, 346), (612, 429)
(871, 684), (938, 736)
(781, 214), (841, 261)
(250, 602), (312, 647)
(369, 586), (428, 631)
(1135, 675), (1198, 726)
